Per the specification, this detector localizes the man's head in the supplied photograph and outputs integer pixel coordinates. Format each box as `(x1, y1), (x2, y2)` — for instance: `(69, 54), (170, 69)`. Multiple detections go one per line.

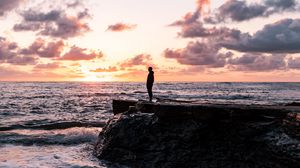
(148, 67), (153, 72)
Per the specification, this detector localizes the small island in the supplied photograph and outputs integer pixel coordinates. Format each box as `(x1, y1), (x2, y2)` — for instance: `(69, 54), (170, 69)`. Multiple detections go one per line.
(94, 100), (300, 168)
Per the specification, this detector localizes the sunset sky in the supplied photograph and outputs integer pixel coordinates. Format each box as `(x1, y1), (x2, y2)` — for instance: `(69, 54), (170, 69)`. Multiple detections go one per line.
(0, 0), (300, 82)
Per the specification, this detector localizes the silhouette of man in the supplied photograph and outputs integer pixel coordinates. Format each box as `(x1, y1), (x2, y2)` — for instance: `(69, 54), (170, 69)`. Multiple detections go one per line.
(147, 67), (154, 102)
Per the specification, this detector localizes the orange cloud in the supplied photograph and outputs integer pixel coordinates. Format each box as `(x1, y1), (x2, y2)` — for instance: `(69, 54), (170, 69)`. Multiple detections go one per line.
(59, 46), (103, 61)
(169, 0), (211, 26)
(21, 38), (64, 58)
(197, 0), (210, 12)
(106, 23), (137, 32)
(119, 54), (152, 69)
(34, 62), (61, 70)
(90, 66), (118, 73)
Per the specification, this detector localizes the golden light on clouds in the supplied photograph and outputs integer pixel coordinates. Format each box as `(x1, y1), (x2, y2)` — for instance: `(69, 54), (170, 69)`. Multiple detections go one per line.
(197, 0), (211, 13)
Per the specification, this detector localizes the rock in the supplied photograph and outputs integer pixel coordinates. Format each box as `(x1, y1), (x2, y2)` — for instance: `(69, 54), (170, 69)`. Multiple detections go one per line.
(112, 100), (298, 121)
(53, 155), (60, 159)
(95, 112), (300, 168)
(113, 100), (137, 115)
(286, 102), (300, 106)
(123, 106), (138, 115)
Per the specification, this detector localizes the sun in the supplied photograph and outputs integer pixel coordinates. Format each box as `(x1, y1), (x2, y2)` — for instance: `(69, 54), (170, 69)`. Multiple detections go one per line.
(78, 64), (117, 82)
(79, 73), (116, 82)
(81, 75), (101, 82)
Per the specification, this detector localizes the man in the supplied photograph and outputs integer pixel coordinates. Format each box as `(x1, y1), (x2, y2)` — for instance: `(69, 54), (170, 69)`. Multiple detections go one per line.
(146, 67), (154, 102)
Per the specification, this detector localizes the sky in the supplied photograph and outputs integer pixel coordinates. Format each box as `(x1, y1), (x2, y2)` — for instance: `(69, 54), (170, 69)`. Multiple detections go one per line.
(0, 0), (300, 82)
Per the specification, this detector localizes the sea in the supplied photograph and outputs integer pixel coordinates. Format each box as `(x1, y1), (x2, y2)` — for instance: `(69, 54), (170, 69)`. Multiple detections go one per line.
(0, 82), (300, 168)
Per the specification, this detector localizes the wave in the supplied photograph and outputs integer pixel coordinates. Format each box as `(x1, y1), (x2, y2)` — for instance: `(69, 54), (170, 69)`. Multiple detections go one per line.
(0, 143), (103, 168)
(227, 95), (254, 100)
(0, 127), (101, 145)
(0, 121), (106, 131)
(133, 91), (147, 94)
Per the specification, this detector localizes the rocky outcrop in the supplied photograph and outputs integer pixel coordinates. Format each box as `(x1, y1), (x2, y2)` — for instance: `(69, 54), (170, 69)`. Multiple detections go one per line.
(113, 100), (137, 115)
(286, 102), (300, 106)
(95, 101), (300, 168)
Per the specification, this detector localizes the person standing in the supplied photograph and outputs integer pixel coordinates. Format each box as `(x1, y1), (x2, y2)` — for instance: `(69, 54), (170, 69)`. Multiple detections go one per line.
(146, 67), (154, 102)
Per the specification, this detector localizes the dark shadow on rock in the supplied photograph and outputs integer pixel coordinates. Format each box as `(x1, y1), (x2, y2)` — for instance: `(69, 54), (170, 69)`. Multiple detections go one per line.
(94, 112), (300, 168)
(286, 102), (300, 106)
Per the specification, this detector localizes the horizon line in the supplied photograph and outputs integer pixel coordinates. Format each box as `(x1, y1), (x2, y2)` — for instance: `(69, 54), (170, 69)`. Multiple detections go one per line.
(0, 81), (299, 83)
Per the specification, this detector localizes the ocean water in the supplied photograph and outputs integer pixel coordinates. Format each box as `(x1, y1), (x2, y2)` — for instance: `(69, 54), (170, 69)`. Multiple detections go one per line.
(0, 82), (300, 168)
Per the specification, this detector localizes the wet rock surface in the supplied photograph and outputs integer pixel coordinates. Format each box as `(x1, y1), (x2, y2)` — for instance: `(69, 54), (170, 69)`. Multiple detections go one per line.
(95, 104), (300, 168)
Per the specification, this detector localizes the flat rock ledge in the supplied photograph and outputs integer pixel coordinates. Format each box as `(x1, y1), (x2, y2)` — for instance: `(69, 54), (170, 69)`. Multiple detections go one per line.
(95, 100), (300, 168)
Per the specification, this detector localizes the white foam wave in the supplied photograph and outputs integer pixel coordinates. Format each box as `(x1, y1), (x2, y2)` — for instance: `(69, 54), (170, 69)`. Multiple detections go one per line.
(0, 144), (106, 168)
(0, 127), (102, 146)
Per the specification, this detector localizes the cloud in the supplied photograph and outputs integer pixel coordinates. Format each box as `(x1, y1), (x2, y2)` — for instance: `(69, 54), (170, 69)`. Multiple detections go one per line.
(14, 8), (91, 39)
(67, 0), (82, 8)
(172, 0), (298, 27)
(178, 21), (241, 38)
(164, 41), (290, 72)
(222, 19), (300, 53)
(59, 46), (103, 61)
(265, 0), (297, 11)
(1, 36), (102, 65)
(170, 11), (201, 26)
(288, 57), (300, 69)
(106, 23), (137, 32)
(90, 66), (118, 73)
(20, 38), (64, 58)
(70, 62), (81, 67)
(6, 56), (38, 65)
(175, 18), (300, 54)
(119, 54), (152, 68)
(0, 37), (38, 65)
(205, 0), (297, 23)
(4, 37), (103, 62)
(167, 0), (300, 73)
(20, 38), (103, 61)
(163, 37), (294, 72)
(0, 0), (23, 16)
(21, 9), (61, 22)
(0, 37), (18, 61)
(77, 8), (91, 19)
(164, 41), (232, 68)
(13, 22), (42, 32)
(170, 0), (211, 26)
(228, 53), (287, 71)
(197, 0), (211, 11)
(34, 62), (61, 69)
(39, 14), (90, 39)
(216, 0), (267, 22)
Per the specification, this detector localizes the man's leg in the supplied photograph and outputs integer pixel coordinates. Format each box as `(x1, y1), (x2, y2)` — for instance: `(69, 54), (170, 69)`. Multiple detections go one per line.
(147, 85), (153, 102)
(149, 87), (153, 102)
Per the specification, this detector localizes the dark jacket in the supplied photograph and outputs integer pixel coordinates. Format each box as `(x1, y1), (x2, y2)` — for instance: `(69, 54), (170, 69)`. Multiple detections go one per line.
(147, 71), (154, 87)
